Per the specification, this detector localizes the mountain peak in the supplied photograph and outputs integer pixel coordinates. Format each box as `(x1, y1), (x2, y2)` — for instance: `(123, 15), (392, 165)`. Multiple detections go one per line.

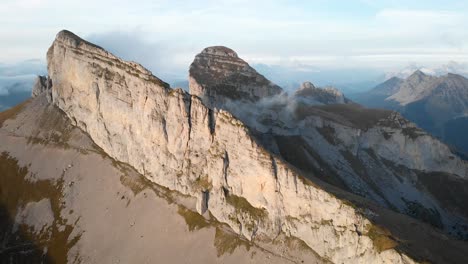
(189, 46), (282, 108)
(54, 29), (105, 51)
(56, 29), (83, 42)
(295, 82), (348, 104)
(407, 69), (427, 81)
(299, 81), (316, 90)
(200, 46), (239, 58)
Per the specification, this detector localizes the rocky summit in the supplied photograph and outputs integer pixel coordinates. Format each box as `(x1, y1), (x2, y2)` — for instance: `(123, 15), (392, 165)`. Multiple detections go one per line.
(189, 46), (282, 109)
(294, 81), (351, 105)
(1, 30), (468, 264)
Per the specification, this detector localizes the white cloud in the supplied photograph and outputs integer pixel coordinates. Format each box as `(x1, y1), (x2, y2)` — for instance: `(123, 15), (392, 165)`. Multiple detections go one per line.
(0, 1), (467, 73)
(376, 9), (463, 24)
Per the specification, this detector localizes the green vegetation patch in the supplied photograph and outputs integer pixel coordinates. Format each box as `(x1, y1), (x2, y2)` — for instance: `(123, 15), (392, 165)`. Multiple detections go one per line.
(316, 125), (338, 145)
(193, 175), (213, 191)
(295, 103), (392, 129)
(366, 224), (398, 252)
(119, 174), (147, 196)
(214, 226), (251, 256)
(0, 100), (29, 127)
(401, 198), (443, 229)
(177, 205), (209, 231)
(340, 150), (366, 176)
(0, 152), (82, 263)
(225, 193), (267, 221)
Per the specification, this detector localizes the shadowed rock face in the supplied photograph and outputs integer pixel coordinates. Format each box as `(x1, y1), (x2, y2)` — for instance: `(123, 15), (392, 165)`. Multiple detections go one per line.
(15, 30), (468, 263)
(31, 75), (52, 102)
(189, 46), (283, 109)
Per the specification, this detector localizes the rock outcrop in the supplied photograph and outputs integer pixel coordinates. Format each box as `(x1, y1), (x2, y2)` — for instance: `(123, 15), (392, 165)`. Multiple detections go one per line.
(40, 30), (468, 263)
(189, 46), (282, 109)
(31, 75), (52, 102)
(294, 81), (350, 105)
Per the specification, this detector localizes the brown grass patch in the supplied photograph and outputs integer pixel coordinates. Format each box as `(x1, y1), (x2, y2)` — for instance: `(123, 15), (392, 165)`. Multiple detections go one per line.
(177, 205), (209, 231)
(214, 226), (251, 256)
(0, 100), (29, 127)
(366, 224), (398, 252)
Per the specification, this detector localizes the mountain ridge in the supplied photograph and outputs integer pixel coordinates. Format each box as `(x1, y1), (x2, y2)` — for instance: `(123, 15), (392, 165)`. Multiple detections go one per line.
(294, 81), (351, 105)
(352, 70), (468, 156)
(2, 30), (468, 263)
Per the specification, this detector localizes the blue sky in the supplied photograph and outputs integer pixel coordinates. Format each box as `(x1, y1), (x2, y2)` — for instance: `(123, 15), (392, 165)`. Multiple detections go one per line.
(2, 0), (468, 78)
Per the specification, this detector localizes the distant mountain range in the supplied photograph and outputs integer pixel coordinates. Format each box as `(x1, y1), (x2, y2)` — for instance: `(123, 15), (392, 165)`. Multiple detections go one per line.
(384, 62), (468, 80)
(352, 70), (468, 157)
(252, 63), (385, 94)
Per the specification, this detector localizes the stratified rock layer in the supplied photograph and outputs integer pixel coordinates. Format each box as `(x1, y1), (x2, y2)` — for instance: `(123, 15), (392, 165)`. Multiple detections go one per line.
(189, 46), (282, 109)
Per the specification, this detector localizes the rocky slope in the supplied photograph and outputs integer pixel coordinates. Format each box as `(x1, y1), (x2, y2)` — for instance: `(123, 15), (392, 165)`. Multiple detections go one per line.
(353, 70), (468, 156)
(9, 30), (468, 263)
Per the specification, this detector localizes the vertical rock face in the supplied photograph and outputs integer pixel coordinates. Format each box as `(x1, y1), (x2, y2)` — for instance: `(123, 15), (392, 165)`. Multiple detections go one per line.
(45, 30), (468, 263)
(189, 46), (282, 109)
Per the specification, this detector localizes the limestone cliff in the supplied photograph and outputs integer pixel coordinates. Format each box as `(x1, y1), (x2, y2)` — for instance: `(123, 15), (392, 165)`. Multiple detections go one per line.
(42, 30), (468, 263)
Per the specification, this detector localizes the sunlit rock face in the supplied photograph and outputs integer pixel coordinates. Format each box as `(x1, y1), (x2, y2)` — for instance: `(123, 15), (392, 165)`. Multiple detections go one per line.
(38, 30), (468, 263)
